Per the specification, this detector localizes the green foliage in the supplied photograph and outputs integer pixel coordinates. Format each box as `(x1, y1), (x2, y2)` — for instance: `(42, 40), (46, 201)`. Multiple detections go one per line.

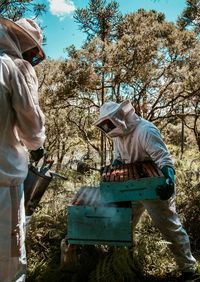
(88, 248), (142, 282)
(0, 0), (46, 20)
(74, 0), (122, 41)
(26, 179), (73, 282)
(62, 7), (200, 152)
(174, 150), (200, 251)
(163, 123), (197, 149)
(177, 0), (200, 34)
(36, 60), (93, 165)
(134, 214), (177, 277)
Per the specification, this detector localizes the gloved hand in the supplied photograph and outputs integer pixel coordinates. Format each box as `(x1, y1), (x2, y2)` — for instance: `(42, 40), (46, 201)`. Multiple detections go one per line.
(30, 147), (44, 162)
(156, 166), (175, 200)
(112, 159), (123, 166)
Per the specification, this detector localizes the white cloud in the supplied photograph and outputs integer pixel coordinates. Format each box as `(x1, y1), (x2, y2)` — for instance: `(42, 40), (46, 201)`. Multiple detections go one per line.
(49, 0), (76, 19)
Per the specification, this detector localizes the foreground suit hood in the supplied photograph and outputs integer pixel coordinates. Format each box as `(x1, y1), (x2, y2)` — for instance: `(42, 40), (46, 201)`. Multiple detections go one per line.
(95, 100), (141, 137)
(0, 17), (45, 64)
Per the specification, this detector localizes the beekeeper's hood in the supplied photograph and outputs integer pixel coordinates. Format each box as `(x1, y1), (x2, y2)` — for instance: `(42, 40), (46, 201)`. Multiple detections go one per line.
(0, 17), (45, 66)
(94, 100), (141, 138)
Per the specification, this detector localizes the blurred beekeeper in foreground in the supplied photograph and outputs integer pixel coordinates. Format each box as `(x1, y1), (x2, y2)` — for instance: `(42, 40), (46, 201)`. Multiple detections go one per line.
(0, 16), (46, 281)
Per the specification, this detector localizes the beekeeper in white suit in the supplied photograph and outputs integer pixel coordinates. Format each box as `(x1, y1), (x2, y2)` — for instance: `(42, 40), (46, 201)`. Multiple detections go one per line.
(0, 16), (46, 281)
(95, 100), (199, 281)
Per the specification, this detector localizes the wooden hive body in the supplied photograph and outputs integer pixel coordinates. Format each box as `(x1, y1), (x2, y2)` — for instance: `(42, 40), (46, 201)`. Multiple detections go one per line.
(100, 161), (165, 203)
(67, 187), (132, 246)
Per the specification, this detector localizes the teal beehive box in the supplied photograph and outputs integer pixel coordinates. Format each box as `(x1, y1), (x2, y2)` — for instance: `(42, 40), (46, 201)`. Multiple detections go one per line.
(67, 187), (132, 246)
(100, 161), (165, 203)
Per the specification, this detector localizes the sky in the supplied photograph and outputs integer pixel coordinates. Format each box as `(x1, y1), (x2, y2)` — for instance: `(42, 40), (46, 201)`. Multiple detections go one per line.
(32, 0), (187, 60)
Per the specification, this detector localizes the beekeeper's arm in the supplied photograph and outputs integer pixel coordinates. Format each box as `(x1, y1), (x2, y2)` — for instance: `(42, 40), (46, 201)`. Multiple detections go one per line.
(10, 59), (45, 151)
(142, 126), (175, 200)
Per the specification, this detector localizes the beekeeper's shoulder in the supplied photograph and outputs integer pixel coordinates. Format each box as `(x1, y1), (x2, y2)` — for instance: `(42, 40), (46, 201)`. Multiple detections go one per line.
(137, 118), (160, 139)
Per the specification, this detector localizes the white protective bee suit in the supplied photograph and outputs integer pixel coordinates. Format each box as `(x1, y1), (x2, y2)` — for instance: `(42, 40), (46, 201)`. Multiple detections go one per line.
(95, 100), (196, 273)
(0, 17), (46, 282)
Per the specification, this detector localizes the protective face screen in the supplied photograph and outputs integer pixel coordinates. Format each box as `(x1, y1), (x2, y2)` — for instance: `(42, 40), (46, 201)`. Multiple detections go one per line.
(31, 54), (43, 66)
(22, 46), (44, 66)
(97, 119), (116, 133)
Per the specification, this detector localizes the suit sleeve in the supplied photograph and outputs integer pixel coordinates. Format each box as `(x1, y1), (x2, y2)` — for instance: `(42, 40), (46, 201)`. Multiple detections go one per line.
(143, 125), (174, 169)
(10, 59), (45, 150)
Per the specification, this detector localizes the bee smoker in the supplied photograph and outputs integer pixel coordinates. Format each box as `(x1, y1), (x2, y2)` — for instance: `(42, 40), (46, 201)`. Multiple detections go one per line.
(24, 160), (67, 216)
